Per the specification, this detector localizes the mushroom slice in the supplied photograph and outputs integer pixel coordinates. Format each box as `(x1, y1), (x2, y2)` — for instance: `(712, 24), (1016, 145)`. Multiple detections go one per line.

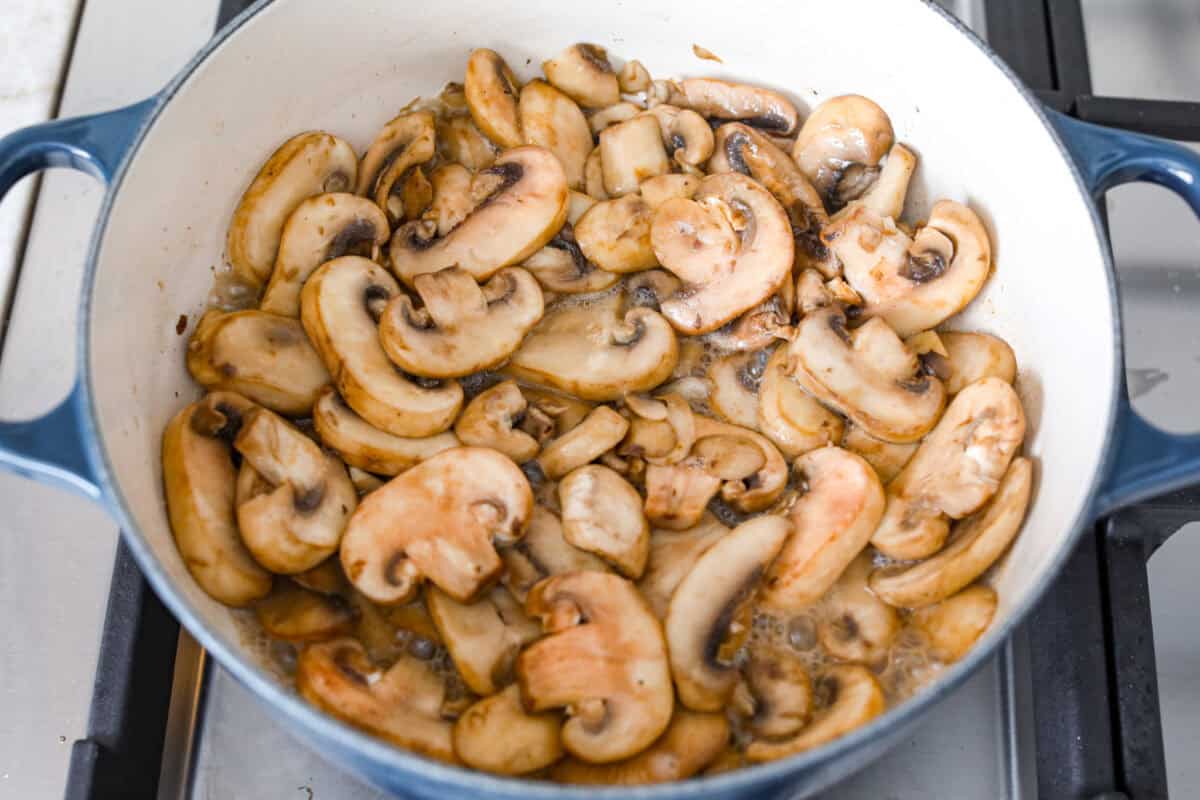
(908, 584), (998, 662)
(293, 556), (347, 595)
(519, 79), (593, 190)
(792, 95), (894, 209)
(584, 146), (607, 199)
(379, 266), (544, 379)
(736, 650), (812, 740)
(543, 43), (620, 109)
(356, 110), (437, 225)
(453, 685), (563, 775)
(522, 386), (596, 437)
(453, 380), (541, 463)
(424, 163), (475, 237)
(255, 581), (354, 642)
(852, 143), (917, 221)
(522, 222), (620, 294)
(574, 193), (658, 274)
(559, 465), (649, 578)
(464, 48), (523, 148)
(708, 349), (769, 429)
(348, 467), (385, 495)
(186, 309), (331, 416)
(599, 115), (671, 197)
(666, 516), (791, 711)
(870, 379), (1026, 560)
(301, 256), (462, 436)
(517, 571), (673, 763)
(826, 200), (992, 337)
(757, 347), (844, 458)
(705, 293), (793, 353)
(651, 172), (793, 335)
(296, 638), (456, 763)
(340, 447), (533, 603)
(786, 305), (946, 443)
(427, 584), (541, 695)
(703, 747), (745, 776)
(643, 460), (722, 531)
(549, 710), (730, 784)
(816, 552), (899, 664)
(537, 406), (630, 479)
(312, 386), (459, 476)
(637, 514), (729, 619)
(693, 416), (788, 513)
(500, 506), (611, 601)
(227, 132), (358, 288)
(840, 424), (917, 483)
(346, 590), (442, 664)
(940, 332), (1017, 395)
(639, 174), (701, 210)
(618, 60), (651, 94)
(162, 392), (272, 606)
(641, 105), (714, 168)
(588, 102), (642, 136)
(760, 447), (884, 613)
(872, 457), (1033, 607)
(507, 295), (678, 402)
(745, 665), (885, 762)
(259, 193), (390, 318)
(668, 78), (799, 136)
(437, 114), (497, 172)
(390, 147), (569, 284)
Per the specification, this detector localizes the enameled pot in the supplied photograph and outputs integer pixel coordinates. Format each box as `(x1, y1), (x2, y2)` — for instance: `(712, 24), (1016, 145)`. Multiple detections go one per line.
(2, 1), (1199, 797)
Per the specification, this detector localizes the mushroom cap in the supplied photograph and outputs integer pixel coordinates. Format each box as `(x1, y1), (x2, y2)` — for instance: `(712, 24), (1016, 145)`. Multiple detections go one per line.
(312, 386), (459, 476)
(651, 172), (793, 335)
(356, 110), (437, 225)
(542, 43), (620, 109)
(908, 584), (999, 662)
(453, 684), (564, 775)
(465, 48), (523, 148)
(599, 115), (671, 197)
(378, 266), (545, 379)
(340, 447), (533, 604)
(559, 465), (650, 579)
(300, 255), (463, 437)
(757, 347), (844, 459)
(637, 514), (730, 620)
(500, 506), (611, 602)
(574, 193), (659, 274)
(536, 405), (630, 480)
(254, 581), (354, 642)
(427, 584), (541, 695)
(453, 380), (541, 463)
(792, 95), (894, 206)
(668, 78), (799, 137)
(517, 571), (673, 763)
(666, 516), (792, 711)
(816, 552), (900, 664)
(519, 79), (593, 190)
(227, 131), (357, 287)
(389, 147), (569, 284)
(186, 309), (331, 416)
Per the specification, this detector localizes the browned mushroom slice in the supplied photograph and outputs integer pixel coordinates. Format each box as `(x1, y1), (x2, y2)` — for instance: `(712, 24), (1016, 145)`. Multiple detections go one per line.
(356, 110), (437, 225)
(792, 95), (894, 210)
(599, 115), (671, 196)
(870, 380), (1026, 560)
(735, 649), (812, 740)
(872, 457), (1032, 607)
(390, 147), (569, 284)
(760, 447), (884, 613)
(465, 48), (523, 148)
(757, 347), (844, 459)
(638, 173), (701, 210)
(521, 386), (595, 437)
(255, 581), (354, 642)
(851, 143), (917, 220)
(840, 423), (917, 483)
(453, 380), (540, 463)
(437, 114), (497, 172)
(559, 465), (650, 579)
(499, 506), (611, 601)
(520, 79), (593, 189)
(643, 460), (722, 531)
(693, 416), (788, 513)
(940, 332), (1018, 395)
(651, 172), (793, 335)
(574, 193), (658, 274)
(301, 256), (463, 437)
(453, 685), (563, 775)
(340, 447), (532, 604)
(162, 392), (272, 606)
(588, 102), (642, 136)
(347, 467), (385, 495)
(708, 349), (769, 429)
(549, 710), (730, 784)
(227, 132), (357, 288)
(704, 293), (793, 354)
(378, 266), (544, 379)
(584, 145), (607, 199)
(312, 386), (459, 476)
(517, 571), (673, 763)
(667, 516), (791, 711)
(637, 514), (729, 619)
(427, 584), (541, 695)
(186, 309), (331, 416)
(297, 638), (457, 763)
(786, 304), (946, 443)
(259, 193), (390, 318)
(641, 105), (714, 168)
(537, 405), (629, 479)
(908, 584), (999, 662)
(543, 43), (620, 109)
(521, 222), (619, 294)
(293, 556), (347, 595)
(668, 78), (799, 136)
(617, 60), (651, 94)
(816, 552), (900, 664)
(424, 163), (475, 237)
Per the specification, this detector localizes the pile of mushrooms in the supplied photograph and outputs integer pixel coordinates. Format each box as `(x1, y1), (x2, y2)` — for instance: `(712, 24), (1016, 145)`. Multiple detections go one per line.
(164, 43), (1034, 784)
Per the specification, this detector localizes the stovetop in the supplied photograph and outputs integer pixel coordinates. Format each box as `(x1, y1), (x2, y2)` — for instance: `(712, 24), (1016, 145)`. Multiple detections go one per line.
(2, 1), (1198, 798)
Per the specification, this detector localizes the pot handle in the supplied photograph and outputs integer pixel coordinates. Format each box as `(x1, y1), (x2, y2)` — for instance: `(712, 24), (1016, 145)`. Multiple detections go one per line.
(0, 98), (156, 499)
(1048, 110), (1200, 516)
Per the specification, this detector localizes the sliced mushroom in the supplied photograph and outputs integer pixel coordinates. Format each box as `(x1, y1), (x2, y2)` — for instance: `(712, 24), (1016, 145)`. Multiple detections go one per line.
(736, 650), (812, 740)
(186, 309), (331, 416)
(522, 222), (620, 294)
(227, 132), (357, 288)
(840, 423), (917, 483)
(519, 79), (593, 190)
(693, 416), (788, 513)
(668, 78), (799, 136)
(667, 516), (791, 711)
(549, 710), (730, 784)
(852, 143), (917, 220)
(908, 584), (998, 662)
(559, 465), (649, 578)
(255, 581), (354, 642)
(786, 304), (946, 443)
(500, 506), (611, 601)
(639, 173), (701, 210)
(757, 347), (844, 458)
(641, 105), (714, 168)
(599, 115), (671, 196)
(437, 114), (498, 171)
(872, 457), (1032, 607)
(792, 95), (894, 209)
(536, 405), (629, 479)
(708, 349), (770, 429)
(312, 386), (459, 476)
(870, 379), (1026, 560)
(259, 193), (390, 318)
(745, 665), (885, 762)
(300, 256), (463, 436)
(940, 332), (1017, 395)
(427, 584), (541, 695)
(816, 552), (899, 664)
(588, 101), (642, 136)
(390, 147), (569, 284)
(293, 556), (347, 595)
(705, 293), (793, 352)
(574, 193), (658, 274)
(759, 447), (884, 613)
(162, 392), (272, 606)
(825, 200), (992, 337)
(453, 684), (563, 775)
(423, 163), (475, 237)
(348, 466), (385, 495)
(340, 447), (532, 603)
(465, 48), (523, 148)
(452, 380), (541, 462)
(543, 43), (620, 109)
(356, 110), (437, 225)
(584, 146), (607, 199)
(643, 460), (723, 531)
(347, 590), (442, 664)
(703, 747), (745, 776)
(518, 571), (673, 763)
(522, 386), (596, 437)
(618, 60), (651, 94)
(296, 638), (456, 762)
(651, 172), (793, 334)
(637, 514), (730, 619)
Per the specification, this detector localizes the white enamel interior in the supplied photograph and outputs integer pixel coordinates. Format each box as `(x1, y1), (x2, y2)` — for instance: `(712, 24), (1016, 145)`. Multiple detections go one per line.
(85, 0), (1115, 788)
